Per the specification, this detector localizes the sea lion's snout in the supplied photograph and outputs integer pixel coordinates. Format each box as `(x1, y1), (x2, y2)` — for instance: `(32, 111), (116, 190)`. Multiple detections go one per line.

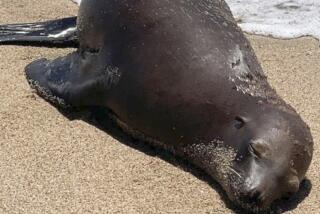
(238, 160), (279, 209)
(230, 164), (299, 212)
(238, 165), (300, 209)
(239, 184), (273, 208)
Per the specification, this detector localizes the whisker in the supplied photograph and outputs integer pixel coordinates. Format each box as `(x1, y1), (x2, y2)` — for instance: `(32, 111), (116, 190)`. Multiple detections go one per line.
(228, 166), (242, 179)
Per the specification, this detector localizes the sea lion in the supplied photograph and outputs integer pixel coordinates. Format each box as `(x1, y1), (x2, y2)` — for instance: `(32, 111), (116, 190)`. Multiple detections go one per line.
(0, 0), (313, 212)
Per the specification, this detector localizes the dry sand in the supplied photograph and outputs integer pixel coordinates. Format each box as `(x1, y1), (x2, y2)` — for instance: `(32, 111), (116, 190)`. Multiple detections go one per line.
(0, 0), (319, 213)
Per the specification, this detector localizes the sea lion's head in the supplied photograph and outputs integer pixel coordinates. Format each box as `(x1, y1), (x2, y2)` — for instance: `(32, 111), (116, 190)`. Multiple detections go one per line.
(224, 108), (313, 211)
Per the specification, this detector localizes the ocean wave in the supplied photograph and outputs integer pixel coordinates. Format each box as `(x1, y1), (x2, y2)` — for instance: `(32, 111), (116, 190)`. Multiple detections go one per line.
(225, 0), (320, 39)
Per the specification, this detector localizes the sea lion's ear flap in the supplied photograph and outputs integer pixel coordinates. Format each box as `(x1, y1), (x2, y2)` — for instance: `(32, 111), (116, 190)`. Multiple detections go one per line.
(287, 169), (300, 193)
(249, 139), (270, 159)
(234, 116), (250, 129)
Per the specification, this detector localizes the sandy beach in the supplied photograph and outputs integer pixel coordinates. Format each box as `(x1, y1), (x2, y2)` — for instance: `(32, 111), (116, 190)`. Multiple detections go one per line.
(0, 0), (319, 213)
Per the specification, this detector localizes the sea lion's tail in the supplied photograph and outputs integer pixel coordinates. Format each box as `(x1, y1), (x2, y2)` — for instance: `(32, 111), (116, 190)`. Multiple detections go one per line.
(0, 17), (78, 48)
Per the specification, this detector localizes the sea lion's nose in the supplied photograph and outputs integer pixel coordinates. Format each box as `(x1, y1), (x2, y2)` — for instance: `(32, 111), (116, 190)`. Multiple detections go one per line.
(239, 186), (271, 208)
(240, 188), (259, 202)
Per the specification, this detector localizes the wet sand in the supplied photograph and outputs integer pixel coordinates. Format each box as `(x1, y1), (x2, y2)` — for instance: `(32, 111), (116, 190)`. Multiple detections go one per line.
(0, 0), (319, 213)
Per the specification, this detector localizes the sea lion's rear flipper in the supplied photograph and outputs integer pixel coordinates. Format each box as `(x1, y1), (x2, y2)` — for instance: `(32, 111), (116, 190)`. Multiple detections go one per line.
(25, 52), (121, 107)
(0, 17), (78, 47)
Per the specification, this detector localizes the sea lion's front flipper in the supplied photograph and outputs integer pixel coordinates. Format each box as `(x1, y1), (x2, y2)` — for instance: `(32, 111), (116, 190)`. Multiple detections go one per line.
(25, 52), (121, 107)
(0, 17), (78, 47)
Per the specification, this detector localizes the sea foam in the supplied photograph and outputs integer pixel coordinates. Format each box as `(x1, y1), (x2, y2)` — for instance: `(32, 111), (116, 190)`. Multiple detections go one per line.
(225, 0), (320, 39)
(71, 0), (81, 5)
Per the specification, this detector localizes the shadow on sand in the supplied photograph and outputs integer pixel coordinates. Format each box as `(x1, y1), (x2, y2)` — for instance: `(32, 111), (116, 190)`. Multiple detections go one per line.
(59, 106), (312, 214)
